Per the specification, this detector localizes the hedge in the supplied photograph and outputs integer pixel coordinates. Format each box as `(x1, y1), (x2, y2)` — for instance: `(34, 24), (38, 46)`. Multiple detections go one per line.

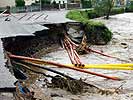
(110, 7), (125, 15)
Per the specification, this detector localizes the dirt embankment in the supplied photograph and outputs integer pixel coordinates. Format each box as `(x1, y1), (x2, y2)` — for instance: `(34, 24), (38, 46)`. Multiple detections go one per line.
(1, 25), (63, 57)
(0, 24), (63, 100)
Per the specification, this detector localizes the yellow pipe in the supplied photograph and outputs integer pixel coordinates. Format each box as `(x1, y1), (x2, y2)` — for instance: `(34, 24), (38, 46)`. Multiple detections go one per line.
(66, 64), (133, 70)
(90, 64), (133, 67)
(24, 59), (133, 70)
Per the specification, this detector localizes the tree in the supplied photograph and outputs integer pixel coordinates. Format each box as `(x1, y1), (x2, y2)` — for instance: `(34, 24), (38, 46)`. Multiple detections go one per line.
(15, 0), (25, 7)
(41, 0), (51, 5)
(81, 0), (92, 8)
(93, 0), (114, 19)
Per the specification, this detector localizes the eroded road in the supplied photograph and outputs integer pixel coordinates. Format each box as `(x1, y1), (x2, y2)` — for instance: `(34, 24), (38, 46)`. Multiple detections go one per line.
(41, 13), (133, 100)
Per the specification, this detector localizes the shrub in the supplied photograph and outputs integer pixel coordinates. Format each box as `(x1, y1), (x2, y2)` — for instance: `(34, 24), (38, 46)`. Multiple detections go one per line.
(111, 7), (125, 15)
(85, 10), (100, 19)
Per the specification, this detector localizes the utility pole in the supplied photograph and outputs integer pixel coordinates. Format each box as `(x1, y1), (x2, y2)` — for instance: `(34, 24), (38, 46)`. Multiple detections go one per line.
(40, 0), (42, 11)
(65, 0), (68, 9)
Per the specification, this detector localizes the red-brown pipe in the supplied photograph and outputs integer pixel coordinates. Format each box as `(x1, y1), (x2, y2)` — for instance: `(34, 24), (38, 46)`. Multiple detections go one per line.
(85, 47), (116, 58)
(9, 54), (120, 80)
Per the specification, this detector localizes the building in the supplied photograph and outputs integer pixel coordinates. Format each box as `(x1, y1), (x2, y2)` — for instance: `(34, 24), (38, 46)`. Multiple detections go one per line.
(114, 0), (132, 6)
(0, 0), (82, 7)
(0, 0), (38, 7)
(0, 0), (15, 7)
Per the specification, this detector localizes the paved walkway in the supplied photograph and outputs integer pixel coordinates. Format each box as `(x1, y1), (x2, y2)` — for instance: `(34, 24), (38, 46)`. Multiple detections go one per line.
(1, 10), (75, 25)
(0, 40), (16, 88)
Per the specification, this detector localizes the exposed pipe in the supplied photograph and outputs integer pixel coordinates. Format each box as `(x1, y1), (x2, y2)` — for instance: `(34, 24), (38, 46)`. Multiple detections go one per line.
(9, 54), (120, 80)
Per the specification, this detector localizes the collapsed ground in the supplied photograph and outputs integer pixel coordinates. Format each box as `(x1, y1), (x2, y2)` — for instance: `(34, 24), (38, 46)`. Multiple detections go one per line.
(1, 13), (133, 100)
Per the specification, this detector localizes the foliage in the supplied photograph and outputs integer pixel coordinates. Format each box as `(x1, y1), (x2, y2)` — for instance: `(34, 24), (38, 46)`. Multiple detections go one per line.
(66, 10), (87, 21)
(66, 8), (125, 20)
(125, 1), (133, 12)
(83, 7), (124, 19)
(84, 10), (99, 19)
(81, 0), (92, 8)
(66, 10), (112, 44)
(93, 0), (114, 19)
(41, 0), (51, 4)
(111, 7), (125, 15)
(15, 0), (25, 7)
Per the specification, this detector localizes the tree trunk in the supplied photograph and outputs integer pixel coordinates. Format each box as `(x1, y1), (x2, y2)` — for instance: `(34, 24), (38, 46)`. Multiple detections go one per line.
(106, 0), (112, 19)
(106, 7), (111, 19)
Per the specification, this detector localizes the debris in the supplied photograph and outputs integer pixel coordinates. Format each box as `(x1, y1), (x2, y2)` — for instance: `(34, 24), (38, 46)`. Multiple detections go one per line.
(120, 42), (128, 48)
(11, 59), (119, 95)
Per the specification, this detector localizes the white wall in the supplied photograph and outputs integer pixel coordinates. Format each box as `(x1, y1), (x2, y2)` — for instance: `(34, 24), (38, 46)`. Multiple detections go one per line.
(0, 0), (15, 7)
(0, 0), (36, 7)
(24, 0), (36, 5)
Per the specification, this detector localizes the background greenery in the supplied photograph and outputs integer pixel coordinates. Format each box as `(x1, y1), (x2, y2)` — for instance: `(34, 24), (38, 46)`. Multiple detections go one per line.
(15, 0), (25, 7)
(81, 0), (92, 8)
(125, 1), (133, 12)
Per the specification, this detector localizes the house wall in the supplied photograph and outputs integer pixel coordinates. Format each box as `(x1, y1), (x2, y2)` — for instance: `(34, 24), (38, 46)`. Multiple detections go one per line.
(24, 0), (38, 5)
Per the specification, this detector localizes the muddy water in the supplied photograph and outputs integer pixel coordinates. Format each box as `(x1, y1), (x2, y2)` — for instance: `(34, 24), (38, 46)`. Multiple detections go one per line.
(40, 13), (133, 100)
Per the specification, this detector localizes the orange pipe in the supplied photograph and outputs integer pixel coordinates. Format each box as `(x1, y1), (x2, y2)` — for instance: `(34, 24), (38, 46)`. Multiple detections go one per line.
(9, 54), (120, 80)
